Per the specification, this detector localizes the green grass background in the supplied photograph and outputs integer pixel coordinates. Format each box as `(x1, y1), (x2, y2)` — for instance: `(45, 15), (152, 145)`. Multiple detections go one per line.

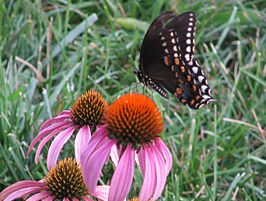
(0, 0), (265, 200)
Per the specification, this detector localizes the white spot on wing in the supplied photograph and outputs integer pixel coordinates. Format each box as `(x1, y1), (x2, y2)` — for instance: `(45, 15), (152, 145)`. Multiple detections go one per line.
(171, 38), (175, 44)
(174, 53), (178, 58)
(198, 75), (204, 82)
(187, 33), (191, 37)
(161, 36), (165, 40)
(201, 85), (208, 92)
(170, 32), (174, 36)
(162, 42), (166, 46)
(186, 46), (191, 52)
(192, 67), (198, 73)
(203, 95), (211, 99)
(173, 46), (177, 51)
(185, 54), (190, 61)
(198, 104), (204, 109)
(188, 27), (192, 31)
(188, 60), (193, 65)
(186, 39), (191, 44)
(189, 22), (193, 26)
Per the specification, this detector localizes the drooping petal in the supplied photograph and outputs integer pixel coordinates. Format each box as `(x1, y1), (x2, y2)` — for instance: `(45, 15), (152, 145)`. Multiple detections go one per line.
(80, 126), (108, 169)
(110, 145), (119, 167)
(34, 128), (69, 164)
(63, 198), (70, 201)
(155, 138), (172, 174)
(27, 121), (73, 157)
(139, 146), (156, 201)
(47, 127), (76, 169)
(137, 148), (146, 176)
(109, 145), (135, 201)
(75, 126), (91, 163)
(26, 191), (51, 201)
(4, 186), (45, 201)
(39, 110), (71, 131)
(150, 143), (167, 200)
(94, 185), (110, 201)
(42, 196), (54, 201)
(0, 181), (45, 200)
(82, 137), (115, 193)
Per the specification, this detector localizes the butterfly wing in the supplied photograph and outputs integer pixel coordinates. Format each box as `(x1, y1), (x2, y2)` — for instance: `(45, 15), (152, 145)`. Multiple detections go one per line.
(138, 12), (176, 98)
(138, 11), (215, 109)
(140, 11), (175, 73)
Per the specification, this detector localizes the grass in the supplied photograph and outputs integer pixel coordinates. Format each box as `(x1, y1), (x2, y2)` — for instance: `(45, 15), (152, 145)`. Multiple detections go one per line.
(0, 0), (265, 200)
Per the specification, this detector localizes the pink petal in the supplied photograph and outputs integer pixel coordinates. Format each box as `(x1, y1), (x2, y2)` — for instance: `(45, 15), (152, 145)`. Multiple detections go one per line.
(0, 180), (44, 200)
(47, 127), (76, 169)
(109, 145), (135, 201)
(27, 121), (73, 157)
(150, 144), (167, 200)
(26, 191), (51, 201)
(72, 198), (79, 201)
(39, 111), (71, 131)
(42, 196), (54, 201)
(63, 198), (70, 201)
(34, 127), (70, 164)
(4, 186), (45, 201)
(137, 148), (146, 176)
(75, 126), (91, 163)
(110, 145), (119, 167)
(82, 137), (115, 193)
(139, 146), (156, 201)
(155, 138), (173, 174)
(80, 126), (108, 169)
(94, 185), (110, 201)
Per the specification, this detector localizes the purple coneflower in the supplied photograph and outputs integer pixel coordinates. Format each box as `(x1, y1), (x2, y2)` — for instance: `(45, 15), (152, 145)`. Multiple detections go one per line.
(0, 158), (109, 201)
(81, 94), (172, 201)
(27, 90), (108, 169)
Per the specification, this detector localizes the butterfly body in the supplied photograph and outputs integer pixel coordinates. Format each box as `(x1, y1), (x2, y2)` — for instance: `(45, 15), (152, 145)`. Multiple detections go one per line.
(137, 11), (215, 109)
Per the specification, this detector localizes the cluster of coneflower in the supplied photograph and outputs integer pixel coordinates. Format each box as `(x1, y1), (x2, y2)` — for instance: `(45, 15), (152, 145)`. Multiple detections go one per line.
(0, 90), (172, 201)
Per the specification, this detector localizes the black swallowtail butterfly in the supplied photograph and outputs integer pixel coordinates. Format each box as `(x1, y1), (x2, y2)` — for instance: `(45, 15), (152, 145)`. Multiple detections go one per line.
(136, 11), (215, 109)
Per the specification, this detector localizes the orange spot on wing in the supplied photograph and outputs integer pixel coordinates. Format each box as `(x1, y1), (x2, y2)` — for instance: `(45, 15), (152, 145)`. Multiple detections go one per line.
(176, 87), (183, 95)
(181, 99), (187, 103)
(174, 58), (180, 65)
(178, 79), (184, 84)
(164, 56), (170, 66)
(180, 66), (186, 73)
(192, 85), (197, 92)
(196, 95), (201, 100)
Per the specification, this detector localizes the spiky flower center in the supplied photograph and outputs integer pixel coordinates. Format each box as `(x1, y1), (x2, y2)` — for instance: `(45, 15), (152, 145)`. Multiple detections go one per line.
(104, 94), (164, 150)
(129, 198), (139, 201)
(129, 197), (151, 201)
(71, 90), (108, 128)
(45, 158), (88, 199)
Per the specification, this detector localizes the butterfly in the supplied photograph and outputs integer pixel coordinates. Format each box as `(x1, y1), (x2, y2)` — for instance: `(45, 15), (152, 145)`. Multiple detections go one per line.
(135, 11), (215, 109)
